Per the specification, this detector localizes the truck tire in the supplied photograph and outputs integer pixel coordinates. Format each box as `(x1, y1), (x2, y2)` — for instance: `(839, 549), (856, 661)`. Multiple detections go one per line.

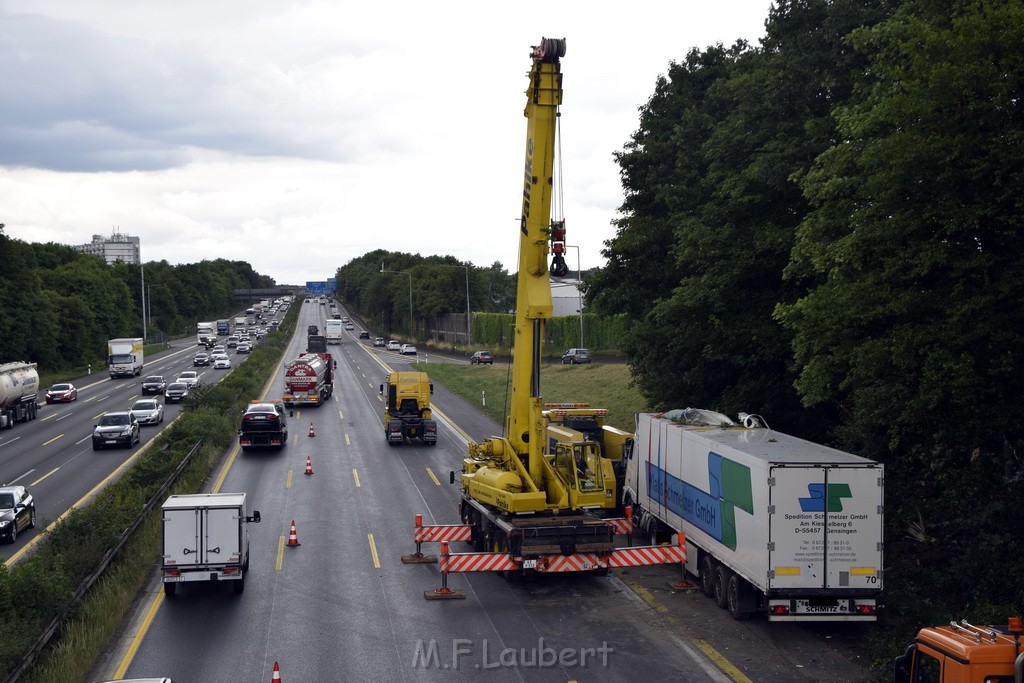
(233, 577), (245, 594)
(699, 554), (717, 598)
(164, 583), (177, 597)
(727, 573), (755, 620)
(714, 565), (732, 609)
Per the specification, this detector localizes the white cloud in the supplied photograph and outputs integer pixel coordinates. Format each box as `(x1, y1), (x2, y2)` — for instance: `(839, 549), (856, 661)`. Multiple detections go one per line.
(1, 0), (772, 284)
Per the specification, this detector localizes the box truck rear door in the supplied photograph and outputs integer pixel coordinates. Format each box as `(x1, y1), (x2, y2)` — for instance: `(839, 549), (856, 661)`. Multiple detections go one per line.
(769, 465), (882, 591)
(202, 506), (242, 565)
(164, 508), (200, 568)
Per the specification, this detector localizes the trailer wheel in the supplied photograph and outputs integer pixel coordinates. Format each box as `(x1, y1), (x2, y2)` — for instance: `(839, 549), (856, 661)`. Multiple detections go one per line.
(233, 577), (245, 594)
(164, 583), (177, 597)
(713, 565), (732, 608)
(726, 573), (755, 620)
(699, 554), (717, 598)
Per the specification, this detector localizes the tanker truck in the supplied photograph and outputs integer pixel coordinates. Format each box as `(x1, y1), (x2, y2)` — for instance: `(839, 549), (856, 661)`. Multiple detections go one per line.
(0, 362), (40, 430)
(281, 353), (333, 407)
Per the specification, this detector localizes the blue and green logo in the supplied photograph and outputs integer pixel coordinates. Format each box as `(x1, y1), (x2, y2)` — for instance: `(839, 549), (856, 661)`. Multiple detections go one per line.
(647, 451), (753, 550)
(799, 483), (852, 512)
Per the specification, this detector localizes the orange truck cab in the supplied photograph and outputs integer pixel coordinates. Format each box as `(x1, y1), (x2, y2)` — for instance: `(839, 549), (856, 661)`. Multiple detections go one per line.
(895, 618), (1024, 683)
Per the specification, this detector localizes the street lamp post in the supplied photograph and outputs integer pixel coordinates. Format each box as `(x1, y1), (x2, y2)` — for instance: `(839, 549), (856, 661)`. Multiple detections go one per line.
(380, 263), (414, 336)
(564, 245), (583, 347)
(438, 264), (471, 346)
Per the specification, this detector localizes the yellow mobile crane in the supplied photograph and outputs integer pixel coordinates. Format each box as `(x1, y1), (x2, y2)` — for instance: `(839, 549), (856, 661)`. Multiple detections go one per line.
(457, 38), (642, 565)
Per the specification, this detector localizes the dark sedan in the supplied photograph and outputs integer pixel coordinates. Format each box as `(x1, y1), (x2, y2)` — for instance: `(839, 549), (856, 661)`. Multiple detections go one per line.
(470, 351), (493, 365)
(141, 375), (167, 395)
(0, 485), (36, 543)
(164, 382), (189, 404)
(92, 411), (141, 450)
(45, 383), (78, 403)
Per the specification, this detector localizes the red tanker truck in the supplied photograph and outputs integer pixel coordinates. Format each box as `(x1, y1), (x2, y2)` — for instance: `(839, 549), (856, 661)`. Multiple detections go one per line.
(282, 353), (333, 407)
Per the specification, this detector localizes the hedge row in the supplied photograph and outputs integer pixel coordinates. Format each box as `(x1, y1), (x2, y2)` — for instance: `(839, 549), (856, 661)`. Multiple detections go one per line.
(470, 312), (628, 354)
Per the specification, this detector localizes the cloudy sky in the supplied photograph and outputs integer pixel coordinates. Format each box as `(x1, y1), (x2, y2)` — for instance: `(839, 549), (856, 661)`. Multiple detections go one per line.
(1, 0), (773, 285)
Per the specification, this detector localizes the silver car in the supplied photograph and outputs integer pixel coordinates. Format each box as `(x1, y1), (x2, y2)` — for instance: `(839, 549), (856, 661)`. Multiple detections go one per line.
(130, 398), (164, 425)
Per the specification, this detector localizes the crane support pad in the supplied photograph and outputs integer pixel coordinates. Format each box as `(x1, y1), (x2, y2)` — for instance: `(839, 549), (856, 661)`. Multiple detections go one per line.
(414, 524), (473, 543)
(440, 543), (685, 574)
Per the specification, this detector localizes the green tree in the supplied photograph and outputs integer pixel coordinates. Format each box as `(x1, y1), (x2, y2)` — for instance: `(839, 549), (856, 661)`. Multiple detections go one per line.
(778, 0), (1024, 628)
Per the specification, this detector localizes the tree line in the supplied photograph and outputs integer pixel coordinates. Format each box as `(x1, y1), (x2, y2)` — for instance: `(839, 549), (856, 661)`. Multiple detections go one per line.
(0, 225), (274, 372)
(587, 0), (1024, 646)
(333, 249), (516, 337)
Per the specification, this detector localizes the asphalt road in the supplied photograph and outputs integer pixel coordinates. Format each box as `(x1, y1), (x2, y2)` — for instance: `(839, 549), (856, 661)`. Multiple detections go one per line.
(94, 300), (873, 683)
(0, 339), (252, 565)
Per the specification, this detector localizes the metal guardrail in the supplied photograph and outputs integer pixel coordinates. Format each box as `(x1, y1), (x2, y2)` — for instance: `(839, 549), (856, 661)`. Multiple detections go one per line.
(3, 438), (207, 683)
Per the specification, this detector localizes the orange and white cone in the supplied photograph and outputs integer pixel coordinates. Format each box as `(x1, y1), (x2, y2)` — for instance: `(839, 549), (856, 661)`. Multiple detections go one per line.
(304, 456), (314, 475)
(308, 422), (316, 437)
(286, 520), (300, 547)
(271, 661), (281, 682)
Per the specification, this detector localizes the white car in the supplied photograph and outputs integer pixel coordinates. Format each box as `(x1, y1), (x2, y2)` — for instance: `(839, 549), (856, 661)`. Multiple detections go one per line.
(344, 322), (355, 331)
(176, 371), (201, 388)
(130, 398), (164, 425)
(387, 340), (401, 351)
(400, 344), (417, 355)
(212, 353), (232, 369)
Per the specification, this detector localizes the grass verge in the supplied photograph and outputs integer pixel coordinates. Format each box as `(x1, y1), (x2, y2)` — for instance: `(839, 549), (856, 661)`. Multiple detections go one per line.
(421, 361), (650, 432)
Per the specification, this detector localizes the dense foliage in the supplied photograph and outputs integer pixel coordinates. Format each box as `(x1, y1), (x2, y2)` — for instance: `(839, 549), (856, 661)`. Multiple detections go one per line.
(0, 225), (274, 372)
(587, 0), (1024, 652)
(334, 250), (515, 337)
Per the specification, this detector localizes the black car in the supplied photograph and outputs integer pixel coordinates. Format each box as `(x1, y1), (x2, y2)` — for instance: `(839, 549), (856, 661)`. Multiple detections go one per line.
(358, 331), (370, 339)
(194, 352), (210, 366)
(164, 382), (189, 403)
(0, 485), (35, 543)
(561, 348), (592, 364)
(470, 351), (494, 365)
(92, 411), (141, 450)
(141, 375), (167, 395)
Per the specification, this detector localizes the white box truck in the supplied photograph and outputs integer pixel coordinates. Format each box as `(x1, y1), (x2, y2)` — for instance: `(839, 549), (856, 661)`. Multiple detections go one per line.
(107, 338), (144, 378)
(624, 408), (883, 622)
(160, 493), (261, 596)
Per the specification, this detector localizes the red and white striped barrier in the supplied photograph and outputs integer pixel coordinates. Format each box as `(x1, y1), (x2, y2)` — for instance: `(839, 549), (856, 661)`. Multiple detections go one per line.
(436, 533), (687, 575)
(415, 523), (473, 543)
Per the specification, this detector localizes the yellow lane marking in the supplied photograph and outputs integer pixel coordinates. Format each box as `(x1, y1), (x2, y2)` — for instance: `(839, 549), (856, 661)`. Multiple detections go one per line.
(31, 467), (59, 486)
(276, 536), (285, 571)
(42, 434), (64, 446)
(425, 468), (440, 486)
(624, 579), (752, 683)
(112, 591), (165, 679)
(338, 410), (344, 419)
(286, 470), (293, 488)
(352, 469), (361, 487)
(212, 442), (240, 494)
(344, 434), (350, 446)
(368, 533), (381, 568)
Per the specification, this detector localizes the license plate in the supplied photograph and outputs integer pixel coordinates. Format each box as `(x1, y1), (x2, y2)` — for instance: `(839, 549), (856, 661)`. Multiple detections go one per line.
(163, 576), (184, 583)
(522, 559), (537, 569)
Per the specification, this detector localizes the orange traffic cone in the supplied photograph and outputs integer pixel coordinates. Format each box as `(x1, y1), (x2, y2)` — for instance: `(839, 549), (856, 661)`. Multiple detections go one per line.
(271, 661), (281, 682)
(286, 520), (300, 547)
(308, 422), (316, 437)
(304, 456), (314, 475)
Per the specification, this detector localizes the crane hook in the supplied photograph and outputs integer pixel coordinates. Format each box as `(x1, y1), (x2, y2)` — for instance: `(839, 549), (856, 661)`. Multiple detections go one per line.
(550, 254), (569, 278)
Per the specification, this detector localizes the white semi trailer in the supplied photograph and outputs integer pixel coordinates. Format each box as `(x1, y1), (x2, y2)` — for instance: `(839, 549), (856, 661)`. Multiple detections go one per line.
(624, 408), (883, 622)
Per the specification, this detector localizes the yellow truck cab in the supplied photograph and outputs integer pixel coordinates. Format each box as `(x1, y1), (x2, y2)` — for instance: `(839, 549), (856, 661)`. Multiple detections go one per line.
(895, 618), (1024, 683)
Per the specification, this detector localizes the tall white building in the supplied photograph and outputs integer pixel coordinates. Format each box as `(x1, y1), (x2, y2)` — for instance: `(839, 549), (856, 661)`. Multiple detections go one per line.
(76, 230), (141, 265)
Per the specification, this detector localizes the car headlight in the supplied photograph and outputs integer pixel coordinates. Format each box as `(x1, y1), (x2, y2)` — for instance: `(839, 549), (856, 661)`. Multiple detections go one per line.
(121, 428), (132, 436)
(0, 520), (8, 528)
